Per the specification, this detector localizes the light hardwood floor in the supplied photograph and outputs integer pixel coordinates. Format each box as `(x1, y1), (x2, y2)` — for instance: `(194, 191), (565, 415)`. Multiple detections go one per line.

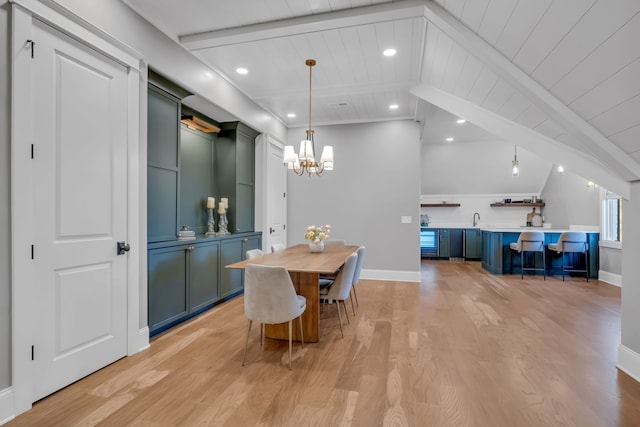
(7, 260), (640, 426)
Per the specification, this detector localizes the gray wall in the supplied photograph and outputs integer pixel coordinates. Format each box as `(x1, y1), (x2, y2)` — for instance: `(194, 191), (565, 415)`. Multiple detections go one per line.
(1, 1), (11, 390)
(287, 120), (421, 274)
(622, 182), (640, 359)
(540, 167), (600, 228)
(600, 246), (622, 276)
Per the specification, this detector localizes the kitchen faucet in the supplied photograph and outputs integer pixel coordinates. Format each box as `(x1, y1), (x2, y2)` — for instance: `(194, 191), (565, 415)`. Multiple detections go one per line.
(473, 212), (480, 227)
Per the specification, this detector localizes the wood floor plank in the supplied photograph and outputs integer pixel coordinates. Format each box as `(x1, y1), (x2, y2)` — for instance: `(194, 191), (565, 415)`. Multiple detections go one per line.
(6, 260), (640, 427)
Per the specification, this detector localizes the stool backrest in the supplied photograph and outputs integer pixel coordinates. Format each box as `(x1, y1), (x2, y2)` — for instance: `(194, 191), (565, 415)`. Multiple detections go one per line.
(555, 231), (587, 253)
(514, 231), (545, 252)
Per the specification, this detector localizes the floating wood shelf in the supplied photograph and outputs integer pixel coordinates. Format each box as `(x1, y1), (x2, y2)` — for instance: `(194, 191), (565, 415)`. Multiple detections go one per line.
(420, 203), (461, 207)
(490, 202), (546, 207)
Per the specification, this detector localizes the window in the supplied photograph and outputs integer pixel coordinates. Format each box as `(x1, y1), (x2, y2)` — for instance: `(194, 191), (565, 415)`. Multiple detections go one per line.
(601, 190), (622, 244)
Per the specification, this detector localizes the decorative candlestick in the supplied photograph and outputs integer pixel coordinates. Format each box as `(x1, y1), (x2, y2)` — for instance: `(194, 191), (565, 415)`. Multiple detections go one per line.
(217, 212), (230, 235)
(205, 208), (216, 237)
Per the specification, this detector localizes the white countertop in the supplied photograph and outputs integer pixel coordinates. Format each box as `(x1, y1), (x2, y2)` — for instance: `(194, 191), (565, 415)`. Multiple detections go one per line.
(480, 227), (598, 233)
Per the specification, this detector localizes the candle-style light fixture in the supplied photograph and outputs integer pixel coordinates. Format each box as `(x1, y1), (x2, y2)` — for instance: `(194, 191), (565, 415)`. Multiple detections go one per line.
(511, 144), (520, 177)
(283, 59), (334, 176)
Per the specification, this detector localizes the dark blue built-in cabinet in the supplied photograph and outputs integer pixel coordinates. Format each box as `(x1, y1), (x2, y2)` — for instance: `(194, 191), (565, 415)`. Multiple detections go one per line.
(147, 71), (261, 336)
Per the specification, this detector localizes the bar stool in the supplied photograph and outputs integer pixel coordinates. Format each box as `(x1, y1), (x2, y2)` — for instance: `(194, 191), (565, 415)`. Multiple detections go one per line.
(509, 231), (546, 279)
(548, 231), (589, 282)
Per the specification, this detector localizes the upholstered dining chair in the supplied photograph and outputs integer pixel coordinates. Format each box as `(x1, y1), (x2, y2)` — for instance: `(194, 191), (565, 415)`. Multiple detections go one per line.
(324, 239), (346, 245)
(271, 243), (285, 252)
(242, 264), (306, 370)
(509, 231), (546, 279)
(246, 248), (264, 260)
(548, 231), (589, 282)
(320, 253), (357, 338)
(351, 246), (366, 307)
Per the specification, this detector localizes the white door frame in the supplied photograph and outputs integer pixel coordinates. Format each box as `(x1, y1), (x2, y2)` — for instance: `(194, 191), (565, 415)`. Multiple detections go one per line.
(10, 0), (146, 415)
(255, 133), (287, 252)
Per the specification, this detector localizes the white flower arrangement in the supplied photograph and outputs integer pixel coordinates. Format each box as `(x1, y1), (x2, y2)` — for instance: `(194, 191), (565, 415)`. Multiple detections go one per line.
(304, 224), (331, 243)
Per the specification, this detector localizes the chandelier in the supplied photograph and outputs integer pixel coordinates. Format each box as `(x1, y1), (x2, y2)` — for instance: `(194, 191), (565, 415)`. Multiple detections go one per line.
(283, 59), (334, 176)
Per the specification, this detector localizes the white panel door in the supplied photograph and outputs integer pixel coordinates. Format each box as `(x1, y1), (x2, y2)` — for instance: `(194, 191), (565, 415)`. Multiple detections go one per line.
(31, 19), (129, 400)
(265, 142), (287, 251)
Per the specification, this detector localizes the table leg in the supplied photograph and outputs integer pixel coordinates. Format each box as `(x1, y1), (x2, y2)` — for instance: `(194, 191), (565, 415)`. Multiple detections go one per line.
(264, 271), (319, 342)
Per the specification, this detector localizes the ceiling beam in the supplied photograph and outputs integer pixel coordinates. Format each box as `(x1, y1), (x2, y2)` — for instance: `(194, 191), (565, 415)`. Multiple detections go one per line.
(412, 84), (630, 199)
(422, 1), (640, 183)
(180, 0), (428, 50)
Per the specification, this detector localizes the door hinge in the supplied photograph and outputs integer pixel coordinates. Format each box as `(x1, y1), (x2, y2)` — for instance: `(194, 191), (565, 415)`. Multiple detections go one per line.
(283, 224), (286, 230)
(31, 245), (34, 260)
(26, 40), (35, 58)
(31, 345), (34, 360)
(31, 144), (34, 159)
(283, 192), (286, 198)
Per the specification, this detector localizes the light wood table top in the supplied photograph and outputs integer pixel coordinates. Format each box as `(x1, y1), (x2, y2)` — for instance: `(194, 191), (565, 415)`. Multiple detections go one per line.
(226, 244), (360, 274)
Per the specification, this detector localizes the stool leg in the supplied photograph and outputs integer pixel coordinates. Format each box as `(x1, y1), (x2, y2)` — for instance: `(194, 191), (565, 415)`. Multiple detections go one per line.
(521, 250), (524, 279)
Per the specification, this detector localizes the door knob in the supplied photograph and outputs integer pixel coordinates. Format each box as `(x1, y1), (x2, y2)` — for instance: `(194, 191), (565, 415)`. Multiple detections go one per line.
(117, 241), (130, 255)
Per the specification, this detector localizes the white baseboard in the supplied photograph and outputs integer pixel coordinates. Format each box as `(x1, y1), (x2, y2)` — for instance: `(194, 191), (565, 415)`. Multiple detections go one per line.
(0, 387), (14, 426)
(598, 270), (621, 287)
(360, 269), (420, 282)
(617, 345), (640, 383)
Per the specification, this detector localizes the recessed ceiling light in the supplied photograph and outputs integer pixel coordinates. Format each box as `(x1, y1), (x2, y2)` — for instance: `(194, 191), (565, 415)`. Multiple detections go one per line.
(389, 104), (399, 109)
(236, 67), (248, 75)
(446, 137), (454, 142)
(287, 113), (296, 118)
(456, 119), (466, 124)
(383, 48), (397, 57)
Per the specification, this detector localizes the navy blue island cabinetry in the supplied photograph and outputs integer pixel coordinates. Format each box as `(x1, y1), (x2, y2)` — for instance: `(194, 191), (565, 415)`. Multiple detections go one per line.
(480, 229), (599, 279)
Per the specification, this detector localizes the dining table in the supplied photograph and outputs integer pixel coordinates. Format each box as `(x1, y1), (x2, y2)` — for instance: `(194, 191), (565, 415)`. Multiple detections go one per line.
(225, 243), (359, 342)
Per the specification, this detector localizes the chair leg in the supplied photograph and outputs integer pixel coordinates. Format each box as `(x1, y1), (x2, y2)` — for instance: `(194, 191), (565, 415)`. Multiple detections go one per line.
(542, 249), (546, 280)
(349, 293), (356, 316)
(260, 323), (264, 347)
(585, 249), (589, 282)
(288, 319), (292, 371)
(342, 300), (350, 324)
(520, 250), (524, 279)
(242, 320), (252, 366)
(298, 315), (304, 348)
(335, 301), (344, 338)
(352, 285), (359, 306)
(562, 250), (566, 281)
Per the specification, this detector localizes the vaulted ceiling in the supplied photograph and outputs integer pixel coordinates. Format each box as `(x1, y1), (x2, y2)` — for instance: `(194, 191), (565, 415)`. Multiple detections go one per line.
(123, 0), (640, 197)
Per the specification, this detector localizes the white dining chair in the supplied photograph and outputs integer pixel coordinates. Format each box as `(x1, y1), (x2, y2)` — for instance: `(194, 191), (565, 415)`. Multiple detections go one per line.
(246, 248), (264, 260)
(271, 243), (285, 252)
(320, 253), (357, 338)
(243, 264), (306, 370)
(548, 231), (589, 281)
(351, 246), (366, 307)
(509, 231), (545, 280)
(324, 239), (346, 245)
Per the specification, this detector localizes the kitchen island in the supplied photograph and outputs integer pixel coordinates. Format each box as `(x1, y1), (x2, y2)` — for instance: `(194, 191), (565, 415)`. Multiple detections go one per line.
(480, 228), (599, 279)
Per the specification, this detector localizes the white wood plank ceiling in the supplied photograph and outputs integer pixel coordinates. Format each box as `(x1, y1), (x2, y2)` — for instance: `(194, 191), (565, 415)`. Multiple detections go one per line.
(123, 0), (640, 188)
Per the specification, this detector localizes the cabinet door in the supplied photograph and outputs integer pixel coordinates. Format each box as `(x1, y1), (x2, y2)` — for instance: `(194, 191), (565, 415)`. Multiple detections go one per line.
(147, 86), (180, 242)
(439, 229), (450, 258)
(189, 241), (220, 312)
(220, 238), (244, 298)
(465, 229), (482, 259)
(148, 245), (188, 334)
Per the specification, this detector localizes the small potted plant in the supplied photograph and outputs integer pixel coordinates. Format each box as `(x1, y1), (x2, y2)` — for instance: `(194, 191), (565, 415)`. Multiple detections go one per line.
(304, 224), (331, 252)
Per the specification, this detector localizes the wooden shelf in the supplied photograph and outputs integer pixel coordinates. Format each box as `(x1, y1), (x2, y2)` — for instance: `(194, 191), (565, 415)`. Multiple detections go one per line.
(420, 203), (461, 207)
(490, 202), (545, 207)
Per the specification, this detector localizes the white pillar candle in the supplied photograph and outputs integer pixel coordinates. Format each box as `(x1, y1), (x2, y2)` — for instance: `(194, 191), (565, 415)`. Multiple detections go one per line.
(207, 197), (215, 209)
(221, 198), (229, 209)
(218, 202), (226, 214)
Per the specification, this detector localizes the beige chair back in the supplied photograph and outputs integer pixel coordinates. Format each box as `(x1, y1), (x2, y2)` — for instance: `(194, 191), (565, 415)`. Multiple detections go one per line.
(325, 239), (346, 246)
(246, 248), (264, 259)
(513, 231), (545, 252)
(325, 253), (357, 301)
(271, 243), (285, 252)
(244, 264), (305, 324)
(553, 231), (588, 253)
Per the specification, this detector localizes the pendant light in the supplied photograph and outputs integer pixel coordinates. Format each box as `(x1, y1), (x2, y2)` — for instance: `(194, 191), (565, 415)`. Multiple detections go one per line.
(283, 59), (334, 176)
(512, 145), (519, 177)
